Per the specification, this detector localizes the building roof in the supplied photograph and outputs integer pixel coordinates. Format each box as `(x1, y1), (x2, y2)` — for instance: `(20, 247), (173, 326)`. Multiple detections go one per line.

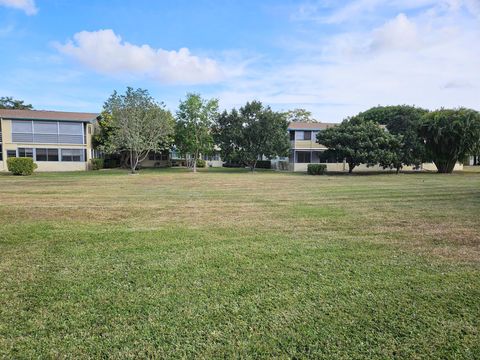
(0, 109), (100, 123)
(288, 122), (337, 130)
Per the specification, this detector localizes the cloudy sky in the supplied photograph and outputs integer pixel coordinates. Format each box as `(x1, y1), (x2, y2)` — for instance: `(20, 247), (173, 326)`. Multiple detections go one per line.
(0, 0), (479, 121)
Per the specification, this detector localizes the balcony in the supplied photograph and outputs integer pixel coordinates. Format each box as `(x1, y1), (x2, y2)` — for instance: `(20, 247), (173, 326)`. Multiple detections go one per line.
(290, 139), (327, 150)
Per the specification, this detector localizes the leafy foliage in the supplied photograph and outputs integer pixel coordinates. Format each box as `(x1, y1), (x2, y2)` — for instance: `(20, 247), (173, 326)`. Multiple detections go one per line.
(419, 108), (480, 173)
(285, 108), (317, 123)
(215, 101), (290, 170)
(175, 93), (219, 172)
(7, 157), (37, 175)
(307, 164), (327, 175)
(357, 105), (429, 168)
(90, 158), (104, 170)
(0, 96), (33, 110)
(317, 117), (402, 173)
(101, 88), (175, 173)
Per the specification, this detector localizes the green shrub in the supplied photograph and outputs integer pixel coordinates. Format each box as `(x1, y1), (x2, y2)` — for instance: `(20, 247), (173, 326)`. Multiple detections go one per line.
(7, 157), (37, 176)
(307, 164), (327, 175)
(256, 160), (271, 169)
(90, 158), (104, 170)
(196, 159), (206, 168)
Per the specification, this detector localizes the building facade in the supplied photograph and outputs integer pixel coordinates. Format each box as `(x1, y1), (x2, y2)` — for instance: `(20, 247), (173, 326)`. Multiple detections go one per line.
(0, 109), (99, 172)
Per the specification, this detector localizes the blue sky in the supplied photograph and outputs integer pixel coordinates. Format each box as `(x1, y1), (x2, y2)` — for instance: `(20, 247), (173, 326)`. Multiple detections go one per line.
(0, 0), (479, 121)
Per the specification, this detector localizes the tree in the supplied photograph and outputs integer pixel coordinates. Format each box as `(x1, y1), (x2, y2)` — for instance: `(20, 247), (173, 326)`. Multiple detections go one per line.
(104, 87), (175, 173)
(0, 96), (33, 110)
(317, 117), (402, 173)
(285, 108), (317, 123)
(419, 108), (480, 173)
(215, 101), (290, 171)
(357, 105), (429, 169)
(175, 93), (219, 173)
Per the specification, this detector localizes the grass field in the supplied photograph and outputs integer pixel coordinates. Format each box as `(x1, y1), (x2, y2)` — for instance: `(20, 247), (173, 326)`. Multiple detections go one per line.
(0, 168), (479, 358)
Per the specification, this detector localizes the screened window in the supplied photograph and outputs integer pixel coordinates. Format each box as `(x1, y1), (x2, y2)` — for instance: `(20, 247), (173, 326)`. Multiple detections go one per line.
(33, 121), (57, 134)
(61, 149), (83, 162)
(36, 148), (59, 161)
(303, 131), (312, 140)
(290, 131), (295, 141)
(7, 150), (17, 158)
(59, 122), (82, 135)
(18, 148), (34, 158)
(12, 120), (84, 144)
(296, 151), (311, 163)
(12, 120), (32, 133)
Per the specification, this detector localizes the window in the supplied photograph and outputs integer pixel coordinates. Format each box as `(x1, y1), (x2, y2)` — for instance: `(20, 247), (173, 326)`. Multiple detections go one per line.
(303, 131), (312, 140)
(12, 120), (84, 144)
(12, 120), (32, 133)
(7, 150), (17, 158)
(18, 148), (33, 158)
(36, 148), (59, 161)
(61, 149), (83, 162)
(296, 151), (311, 163)
(290, 131), (295, 141)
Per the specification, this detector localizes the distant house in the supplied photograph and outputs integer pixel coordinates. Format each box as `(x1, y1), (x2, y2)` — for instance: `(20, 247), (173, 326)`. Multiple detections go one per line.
(0, 109), (99, 172)
(287, 122), (338, 172)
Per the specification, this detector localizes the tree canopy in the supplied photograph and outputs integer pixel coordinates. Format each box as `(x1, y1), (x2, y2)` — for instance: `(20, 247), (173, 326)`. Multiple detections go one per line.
(175, 93), (219, 172)
(285, 108), (317, 123)
(419, 108), (480, 173)
(0, 96), (33, 110)
(215, 101), (290, 170)
(317, 117), (402, 173)
(101, 88), (175, 173)
(357, 105), (429, 168)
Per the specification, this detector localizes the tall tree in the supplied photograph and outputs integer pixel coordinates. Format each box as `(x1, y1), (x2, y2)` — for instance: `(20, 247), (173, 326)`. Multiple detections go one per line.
(0, 96), (33, 110)
(175, 93), (219, 173)
(215, 101), (290, 171)
(103, 87), (175, 173)
(357, 105), (429, 168)
(419, 108), (480, 173)
(285, 108), (317, 123)
(317, 117), (402, 173)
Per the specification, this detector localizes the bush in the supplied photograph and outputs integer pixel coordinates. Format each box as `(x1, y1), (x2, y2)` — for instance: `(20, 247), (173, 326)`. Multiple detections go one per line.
(196, 159), (206, 168)
(307, 164), (327, 175)
(90, 158), (104, 170)
(256, 160), (271, 169)
(7, 157), (37, 176)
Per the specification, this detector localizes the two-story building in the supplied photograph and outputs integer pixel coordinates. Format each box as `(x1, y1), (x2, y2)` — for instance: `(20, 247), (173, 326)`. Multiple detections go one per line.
(0, 109), (99, 172)
(288, 122), (348, 172)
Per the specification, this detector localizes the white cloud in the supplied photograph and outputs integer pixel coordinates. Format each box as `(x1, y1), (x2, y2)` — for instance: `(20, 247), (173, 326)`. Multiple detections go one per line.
(0, 0), (37, 15)
(218, 4), (480, 122)
(56, 29), (227, 85)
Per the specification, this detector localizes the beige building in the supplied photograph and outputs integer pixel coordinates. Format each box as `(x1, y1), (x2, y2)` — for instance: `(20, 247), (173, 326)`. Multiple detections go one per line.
(0, 109), (99, 172)
(288, 122), (463, 172)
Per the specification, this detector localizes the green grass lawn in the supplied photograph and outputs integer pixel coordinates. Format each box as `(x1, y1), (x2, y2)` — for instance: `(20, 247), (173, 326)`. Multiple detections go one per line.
(0, 168), (479, 358)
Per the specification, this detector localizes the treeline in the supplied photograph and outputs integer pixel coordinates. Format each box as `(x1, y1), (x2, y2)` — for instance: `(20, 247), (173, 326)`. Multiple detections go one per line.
(89, 88), (480, 174)
(318, 106), (480, 173)
(94, 88), (291, 173)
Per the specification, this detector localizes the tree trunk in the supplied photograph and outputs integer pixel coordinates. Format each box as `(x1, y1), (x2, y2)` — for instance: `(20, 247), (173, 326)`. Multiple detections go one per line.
(396, 166), (401, 174)
(251, 160), (257, 172)
(435, 159), (457, 173)
(130, 150), (137, 174)
(348, 163), (355, 174)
